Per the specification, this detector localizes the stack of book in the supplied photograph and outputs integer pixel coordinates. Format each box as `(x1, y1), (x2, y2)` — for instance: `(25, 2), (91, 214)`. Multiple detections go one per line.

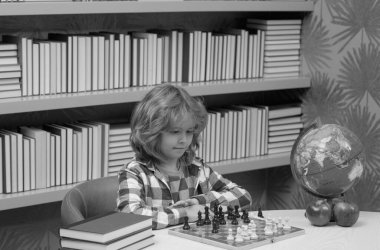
(108, 123), (133, 176)
(60, 211), (154, 250)
(0, 43), (22, 99)
(267, 104), (303, 154)
(246, 18), (302, 79)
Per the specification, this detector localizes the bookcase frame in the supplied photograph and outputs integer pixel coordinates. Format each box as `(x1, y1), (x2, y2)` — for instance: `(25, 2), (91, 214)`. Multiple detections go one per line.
(0, 1), (313, 210)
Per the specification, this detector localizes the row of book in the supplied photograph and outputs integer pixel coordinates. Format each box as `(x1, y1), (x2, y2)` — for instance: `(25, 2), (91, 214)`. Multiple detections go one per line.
(60, 211), (154, 250)
(0, 121), (110, 194)
(0, 43), (22, 99)
(197, 103), (303, 163)
(0, 18), (302, 98)
(0, 103), (302, 194)
(246, 18), (302, 79)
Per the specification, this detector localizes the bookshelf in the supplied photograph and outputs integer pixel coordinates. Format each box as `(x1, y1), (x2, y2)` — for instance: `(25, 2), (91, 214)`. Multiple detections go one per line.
(0, 1), (313, 210)
(0, 153), (290, 210)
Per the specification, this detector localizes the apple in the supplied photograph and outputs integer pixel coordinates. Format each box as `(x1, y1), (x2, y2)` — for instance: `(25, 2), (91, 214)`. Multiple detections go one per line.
(328, 197), (344, 222)
(305, 199), (332, 227)
(333, 200), (360, 227)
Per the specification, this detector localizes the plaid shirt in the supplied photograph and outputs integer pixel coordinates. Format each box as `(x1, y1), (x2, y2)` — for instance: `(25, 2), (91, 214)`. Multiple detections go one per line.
(117, 157), (252, 229)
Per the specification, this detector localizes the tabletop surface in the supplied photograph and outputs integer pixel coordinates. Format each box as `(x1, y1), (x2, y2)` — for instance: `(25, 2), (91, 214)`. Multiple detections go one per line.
(148, 209), (380, 250)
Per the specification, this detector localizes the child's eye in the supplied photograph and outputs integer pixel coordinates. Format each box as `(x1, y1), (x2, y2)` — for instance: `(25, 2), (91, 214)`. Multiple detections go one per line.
(187, 130), (195, 134)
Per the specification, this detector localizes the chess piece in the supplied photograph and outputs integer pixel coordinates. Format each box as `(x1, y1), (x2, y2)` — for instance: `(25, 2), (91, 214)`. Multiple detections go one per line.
(212, 220), (219, 233)
(218, 206), (224, 220)
(219, 212), (226, 225)
(183, 216), (190, 230)
(234, 205), (240, 218)
(227, 206), (234, 220)
(204, 206), (211, 225)
(235, 227), (244, 242)
(196, 210), (204, 226)
(258, 205), (264, 218)
(227, 228), (234, 241)
(231, 214), (239, 225)
(243, 210), (250, 224)
(283, 217), (291, 231)
(250, 231), (259, 240)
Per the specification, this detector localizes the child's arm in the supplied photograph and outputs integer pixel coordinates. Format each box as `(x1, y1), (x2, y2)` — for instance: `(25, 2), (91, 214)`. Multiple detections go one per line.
(192, 164), (252, 209)
(117, 167), (199, 229)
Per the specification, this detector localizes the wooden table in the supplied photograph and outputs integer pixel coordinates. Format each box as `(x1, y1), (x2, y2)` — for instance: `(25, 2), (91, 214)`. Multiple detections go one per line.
(149, 210), (380, 250)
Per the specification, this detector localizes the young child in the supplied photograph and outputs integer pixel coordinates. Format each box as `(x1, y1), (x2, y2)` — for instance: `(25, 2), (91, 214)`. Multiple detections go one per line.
(117, 84), (252, 229)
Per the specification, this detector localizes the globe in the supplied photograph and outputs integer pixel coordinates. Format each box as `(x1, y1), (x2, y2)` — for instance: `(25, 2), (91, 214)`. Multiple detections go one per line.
(290, 123), (365, 198)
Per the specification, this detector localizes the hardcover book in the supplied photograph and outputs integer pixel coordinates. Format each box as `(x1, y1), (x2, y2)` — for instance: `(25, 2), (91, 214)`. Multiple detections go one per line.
(59, 211), (152, 244)
(61, 228), (154, 250)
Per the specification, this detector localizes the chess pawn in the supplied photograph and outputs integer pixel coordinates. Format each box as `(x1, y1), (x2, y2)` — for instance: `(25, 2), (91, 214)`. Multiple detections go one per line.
(227, 228), (234, 241)
(183, 216), (191, 230)
(277, 217), (283, 230)
(283, 217), (291, 231)
(235, 227), (244, 242)
(231, 214), (239, 225)
(196, 211), (204, 226)
(250, 231), (259, 240)
(264, 220), (273, 236)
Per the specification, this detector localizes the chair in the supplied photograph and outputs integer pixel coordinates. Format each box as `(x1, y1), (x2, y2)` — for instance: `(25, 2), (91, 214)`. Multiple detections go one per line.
(61, 175), (119, 226)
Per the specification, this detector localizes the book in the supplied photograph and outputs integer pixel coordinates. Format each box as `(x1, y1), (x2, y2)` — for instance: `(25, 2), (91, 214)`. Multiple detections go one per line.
(268, 116), (302, 126)
(0, 64), (21, 72)
(268, 134), (299, 143)
(246, 23), (302, 31)
(269, 128), (301, 137)
(268, 122), (304, 132)
(247, 19), (302, 26)
(0, 43), (18, 51)
(60, 231), (154, 250)
(268, 104), (302, 119)
(59, 211), (152, 244)
(268, 146), (293, 154)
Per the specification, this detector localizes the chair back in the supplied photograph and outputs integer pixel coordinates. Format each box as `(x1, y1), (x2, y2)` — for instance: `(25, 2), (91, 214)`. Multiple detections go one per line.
(61, 175), (119, 226)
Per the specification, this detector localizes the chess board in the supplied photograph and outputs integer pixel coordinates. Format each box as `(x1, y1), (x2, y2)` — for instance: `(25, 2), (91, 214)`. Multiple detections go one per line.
(168, 215), (305, 250)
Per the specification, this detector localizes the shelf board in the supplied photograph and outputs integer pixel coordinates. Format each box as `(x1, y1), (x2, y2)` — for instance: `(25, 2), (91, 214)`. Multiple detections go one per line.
(0, 183), (78, 210)
(0, 152), (290, 210)
(0, 77), (310, 115)
(0, 1), (314, 16)
(210, 152), (290, 175)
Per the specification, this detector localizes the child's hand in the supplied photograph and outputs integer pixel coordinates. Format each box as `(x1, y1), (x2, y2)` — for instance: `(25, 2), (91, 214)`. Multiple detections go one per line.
(169, 198), (199, 208)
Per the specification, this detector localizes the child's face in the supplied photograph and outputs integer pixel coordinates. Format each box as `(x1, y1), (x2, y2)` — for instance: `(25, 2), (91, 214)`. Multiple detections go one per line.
(159, 114), (196, 164)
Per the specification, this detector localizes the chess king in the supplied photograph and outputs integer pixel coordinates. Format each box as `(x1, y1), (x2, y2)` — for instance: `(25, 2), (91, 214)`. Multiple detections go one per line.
(290, 123), (364, 227)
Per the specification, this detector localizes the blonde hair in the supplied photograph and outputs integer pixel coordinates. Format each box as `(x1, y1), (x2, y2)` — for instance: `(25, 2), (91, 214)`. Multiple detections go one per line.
(130, 84), (208, 167)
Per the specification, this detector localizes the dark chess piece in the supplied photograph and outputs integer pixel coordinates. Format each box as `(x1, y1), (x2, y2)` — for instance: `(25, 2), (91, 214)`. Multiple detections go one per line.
(204, 206), (211, 225)
(196, 210), (204, 226)
(218, 206), (224, 219)
(234, 205), (240, 218)
(211, 220), (219, 233)
(231, 213), (239, 225)
(243, 210), (250, 224)
(219, 212), (226, 225)
(183, 216), (190, 230)
(227, 206), (234, 220)
(258, 205), (264, 218)
(213, 203), (219, 214)
(241, 210), (248, 220)
(212, 215), (219, 229)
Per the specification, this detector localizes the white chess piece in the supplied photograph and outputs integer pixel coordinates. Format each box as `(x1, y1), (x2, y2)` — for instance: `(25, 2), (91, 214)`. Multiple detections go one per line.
(235, 230), (244, 243)
(227, 228), (234, 241)
(283, 217), (291, 231)
(250, 231), (259, 240)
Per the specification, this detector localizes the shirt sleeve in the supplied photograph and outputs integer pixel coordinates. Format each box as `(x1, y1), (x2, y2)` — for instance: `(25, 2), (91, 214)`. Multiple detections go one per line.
(117, 167), (187, 230)
(191, 164), (252, 209)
